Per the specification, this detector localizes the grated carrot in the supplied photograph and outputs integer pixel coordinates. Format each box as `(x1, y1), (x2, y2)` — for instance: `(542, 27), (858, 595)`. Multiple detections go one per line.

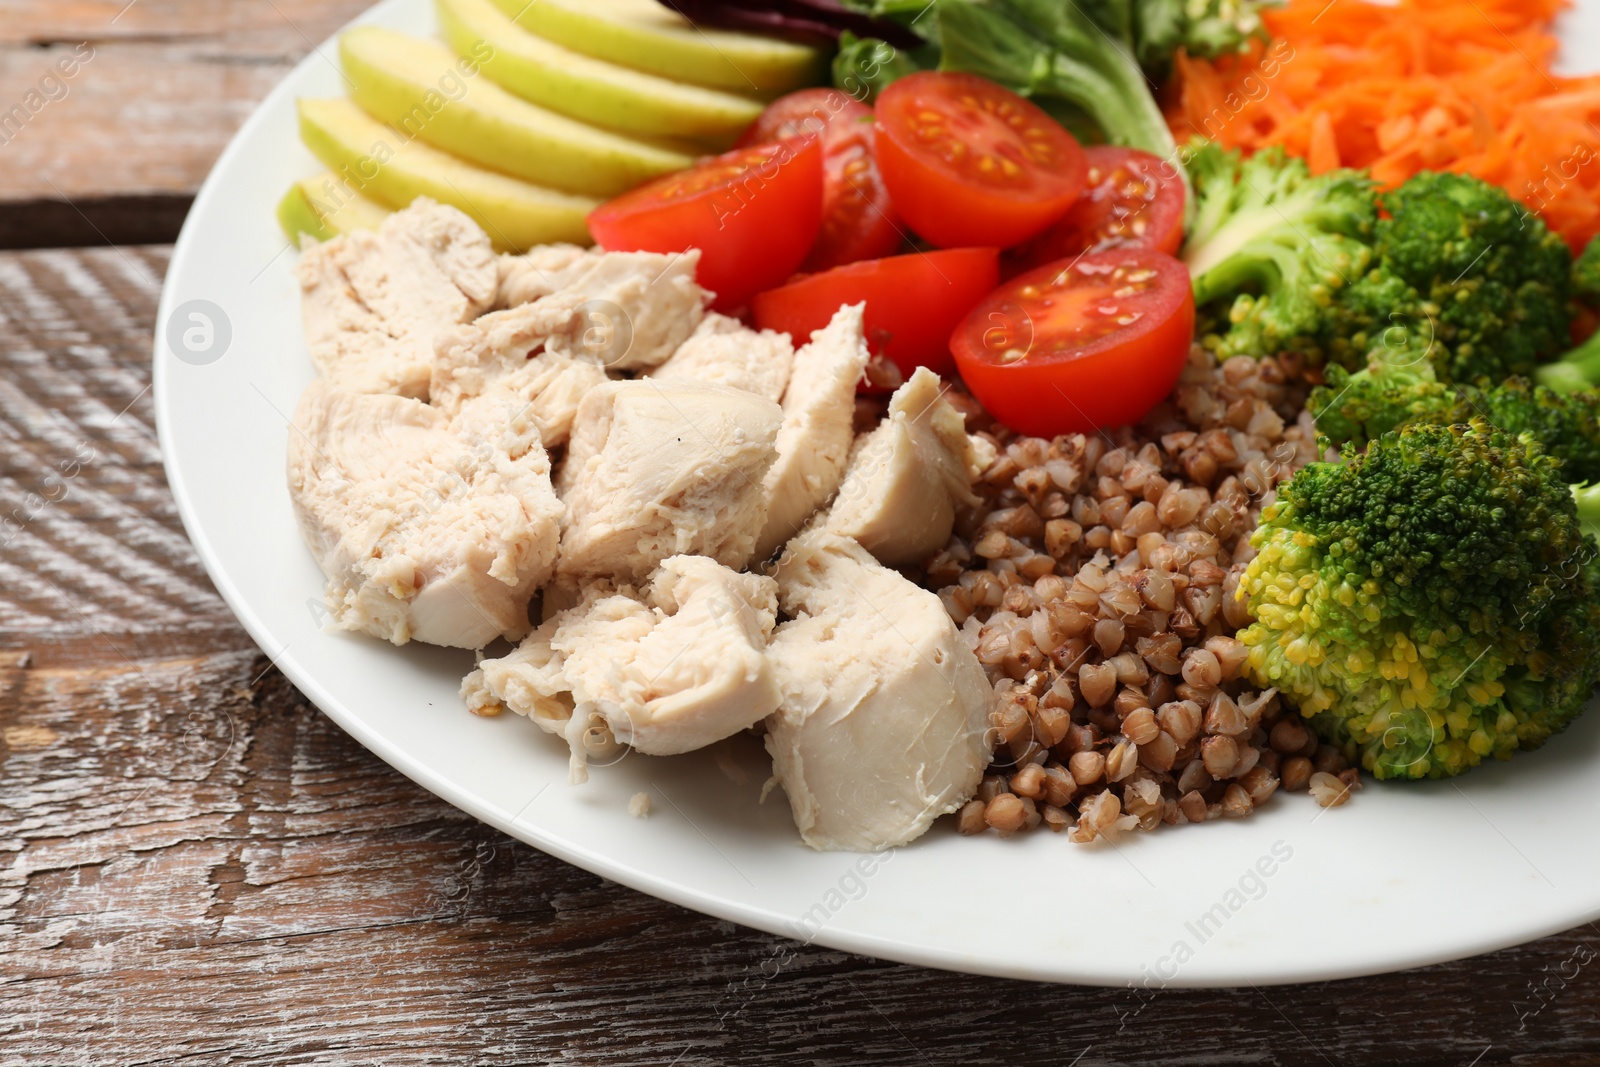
(1166, 0), (1600, 251)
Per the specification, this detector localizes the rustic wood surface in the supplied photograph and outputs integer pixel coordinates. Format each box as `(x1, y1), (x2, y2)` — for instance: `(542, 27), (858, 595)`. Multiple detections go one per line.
(4, 0), (1600, 1060)
(3, 250), (1600, 1067)
(0, 0), (374, 248)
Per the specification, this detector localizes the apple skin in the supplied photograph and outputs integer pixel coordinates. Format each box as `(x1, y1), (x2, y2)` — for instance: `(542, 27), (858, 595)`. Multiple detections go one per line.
(340, 27), (694, 199)
(297, 98), (597, 253)
(488, 0), (827, 97)
(435, 0), (762, 148)
(277, 173), (392, 245)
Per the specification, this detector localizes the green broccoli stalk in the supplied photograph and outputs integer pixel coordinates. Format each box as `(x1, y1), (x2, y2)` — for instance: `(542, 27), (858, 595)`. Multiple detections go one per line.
(1526, 235), (1600, 393)
(1538, 346), (1600, 393)
(1236, 422), (1600, 780)
(1182, 142), (1378, 359)
(1577, 482), (1600, 541)
(1535, 318), (1600, 394)
(1311, 364), (1600, 485)
(1573, 235), (1600, 310)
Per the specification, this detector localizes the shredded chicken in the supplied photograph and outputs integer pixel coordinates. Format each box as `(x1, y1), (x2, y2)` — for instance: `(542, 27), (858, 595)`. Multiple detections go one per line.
(496, 245), (602, 307)
(494, 246), (707, 371)
(557, 380), (783, 582)
(287, 378), (560, 648)
(825, 367), (982, 566)
(430, 300), (610, 447)
(764, 529), (992, 851)
(648, 313), (794, 402)
(465, 556), (781, 781)
(287, 209), (1001, 850)
(297, 199), (496, 398)
(752, 304), (871, 562)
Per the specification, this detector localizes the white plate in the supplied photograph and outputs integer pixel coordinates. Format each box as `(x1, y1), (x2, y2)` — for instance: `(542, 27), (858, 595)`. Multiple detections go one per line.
(155, 0), (1600, 987)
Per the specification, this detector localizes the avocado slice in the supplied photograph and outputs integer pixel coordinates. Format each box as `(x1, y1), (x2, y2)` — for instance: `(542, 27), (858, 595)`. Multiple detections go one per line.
(489, 0), (827, 97)
(277, 172), (392, 244)
(341, 26), (696, 198)
(296, 97), (596, 252)
(436, 0), (764, 147)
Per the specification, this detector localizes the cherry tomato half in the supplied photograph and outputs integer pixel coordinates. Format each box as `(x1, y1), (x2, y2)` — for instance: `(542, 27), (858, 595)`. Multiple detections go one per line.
(738, 88), (903, 271)
(951, 249), (1195, 437)
(587, 136), (824, 312)
(752, 248), (1000, 379)
(1006, 146), (1188, 276)
(874, 72), (1088, 249)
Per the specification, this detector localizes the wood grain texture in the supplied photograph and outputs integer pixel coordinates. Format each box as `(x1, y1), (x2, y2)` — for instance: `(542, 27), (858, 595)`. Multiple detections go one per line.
(0, 0), (374, 247)
(5, 246), (1600, 1066)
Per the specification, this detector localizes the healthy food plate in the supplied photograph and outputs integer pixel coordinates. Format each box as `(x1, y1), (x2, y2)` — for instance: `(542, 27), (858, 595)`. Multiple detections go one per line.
(156, 0), (1600, 987)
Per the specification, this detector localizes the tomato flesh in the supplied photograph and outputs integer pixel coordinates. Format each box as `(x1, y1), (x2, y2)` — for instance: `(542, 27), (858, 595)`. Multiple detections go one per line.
(737, 87), (862, 146)
(738, 88), (902, 271)
(587, 136), (824, 312)
(951, 250), (1195, 437)
(1007, 146), (1187, 276)
(752, 248), (1000, 380)
(875, 72), (1088, 249)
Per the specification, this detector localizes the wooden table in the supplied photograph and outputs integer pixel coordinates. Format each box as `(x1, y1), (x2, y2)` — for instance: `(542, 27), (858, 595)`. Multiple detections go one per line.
(4, 4), (1600, 1064)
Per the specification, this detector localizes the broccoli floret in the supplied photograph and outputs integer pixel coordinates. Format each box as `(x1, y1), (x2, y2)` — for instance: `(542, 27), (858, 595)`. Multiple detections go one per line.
(1308, 362), (1450, 449)
(1535, 239), (1600, 393)
(1183, 143), (1378, 360)
(1536, 330), (1600, 393)
(1574, 235), (1600, 310)
(1311, 366), (1600, 484)
(1058, 0), (1273, 81)
(1332, 173), (1573, 383)
(1189, 161), (1576, 381)
(1236, 421), (1600, 780)
(1578, 482), (1600, 541)
(1129, 0), (1272, 81)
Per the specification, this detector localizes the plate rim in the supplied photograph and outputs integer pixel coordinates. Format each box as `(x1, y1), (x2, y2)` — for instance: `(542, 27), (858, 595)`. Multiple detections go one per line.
(151, 0), (1600, 988)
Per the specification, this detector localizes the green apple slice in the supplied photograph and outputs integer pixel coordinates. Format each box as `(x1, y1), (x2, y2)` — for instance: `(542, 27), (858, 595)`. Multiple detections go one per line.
(297, 97), (596, 252)
(436, 0), (763, 146)
(277, 172), (392, 244)
(489, 0), (827, 96)
(340, 26), (695, 198)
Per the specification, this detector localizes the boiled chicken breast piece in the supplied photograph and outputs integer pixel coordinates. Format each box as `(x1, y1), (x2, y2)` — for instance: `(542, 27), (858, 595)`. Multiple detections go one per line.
(752, 304), (870, 561)
(462, 354), (605, 450)
(496, 245), (597, 307)
(461, 618), (574, 735)
(825, 367), (982, 566)
(558, 380), (783, 581)
(433, 249), (707, 443)
(465, 558), (780, 781)
(549, 250), (707, 371)
(496, 247), (707, 371)
(431, 300), (610, 447)
(765, 530), (992, 851)
(648, 313), (793, 403)
(287, 378), (561, 649)
(558, 556), (780, 757)
(297, 199), (496, 398)
(460, 590), (626, 781)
